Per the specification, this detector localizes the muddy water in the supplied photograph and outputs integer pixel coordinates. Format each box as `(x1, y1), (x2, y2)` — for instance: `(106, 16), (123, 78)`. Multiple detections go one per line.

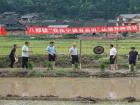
(0, 78), (140, 99)
(0, 100), (140, 105)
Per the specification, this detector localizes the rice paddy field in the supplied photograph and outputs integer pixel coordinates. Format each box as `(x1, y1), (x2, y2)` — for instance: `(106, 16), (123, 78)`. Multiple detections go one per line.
(0, 37), (140, 56)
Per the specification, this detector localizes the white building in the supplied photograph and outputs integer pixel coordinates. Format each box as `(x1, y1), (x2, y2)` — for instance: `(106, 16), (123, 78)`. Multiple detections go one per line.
(117, 14), (140, 26)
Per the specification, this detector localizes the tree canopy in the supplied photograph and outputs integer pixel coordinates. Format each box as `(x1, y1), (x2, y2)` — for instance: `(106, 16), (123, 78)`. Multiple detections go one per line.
(0, 0), (140, 19)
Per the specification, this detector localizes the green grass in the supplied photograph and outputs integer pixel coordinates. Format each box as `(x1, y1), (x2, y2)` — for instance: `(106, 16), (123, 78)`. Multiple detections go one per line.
(0, 37), (140, 56)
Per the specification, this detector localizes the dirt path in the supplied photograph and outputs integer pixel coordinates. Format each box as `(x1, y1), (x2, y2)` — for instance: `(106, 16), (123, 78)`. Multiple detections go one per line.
(0, 68), (140, 78)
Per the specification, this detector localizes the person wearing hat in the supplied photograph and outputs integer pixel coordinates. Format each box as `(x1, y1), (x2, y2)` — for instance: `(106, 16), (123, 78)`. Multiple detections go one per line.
(47, 41), (56, 70)
(69, 43), (79, 71)
(128, 47), (138, 71)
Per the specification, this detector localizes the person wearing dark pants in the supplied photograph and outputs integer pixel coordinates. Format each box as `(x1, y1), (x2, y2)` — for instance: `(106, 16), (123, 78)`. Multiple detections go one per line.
(47, 41), (56, 70)
(69, 43), (79, 71)
(109, 44), (117, 70)
(22, 57), (29, 69)
(22, 41), (30, 70)
(9, 44), (17, 68)
(128, 47), (138, 71)
(71, 55), (79, 65)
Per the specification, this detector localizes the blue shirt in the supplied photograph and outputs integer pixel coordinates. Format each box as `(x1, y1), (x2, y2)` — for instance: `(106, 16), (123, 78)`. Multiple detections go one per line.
(47, 46), (56, 55)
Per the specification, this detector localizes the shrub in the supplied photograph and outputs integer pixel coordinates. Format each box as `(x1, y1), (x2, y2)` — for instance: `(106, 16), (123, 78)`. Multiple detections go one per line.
(28, 62), (33, 70)
(98, 57), (109, 72)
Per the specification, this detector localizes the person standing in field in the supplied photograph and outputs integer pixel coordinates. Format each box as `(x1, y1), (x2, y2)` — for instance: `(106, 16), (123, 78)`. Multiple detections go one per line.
(109, 44), (117, 70)
(9, 44), (17, 68)
(47, 41), (56, 70)
(69, 43), (79, 71)
(128, 47), (138, 71)
(22, 41), (30, 69)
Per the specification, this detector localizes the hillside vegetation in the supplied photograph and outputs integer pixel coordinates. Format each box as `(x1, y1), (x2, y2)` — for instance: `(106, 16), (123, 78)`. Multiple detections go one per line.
(0, 0), (140, 19)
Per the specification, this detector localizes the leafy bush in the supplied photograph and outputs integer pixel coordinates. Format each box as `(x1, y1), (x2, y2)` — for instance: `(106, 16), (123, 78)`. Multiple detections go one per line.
(28, 62), (33, 70)
(98, 57), (109, 72)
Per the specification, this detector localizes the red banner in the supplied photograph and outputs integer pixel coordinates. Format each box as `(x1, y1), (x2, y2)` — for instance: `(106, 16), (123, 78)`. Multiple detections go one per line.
(27, 25), (139, 35)
(0, 26), (7, 36)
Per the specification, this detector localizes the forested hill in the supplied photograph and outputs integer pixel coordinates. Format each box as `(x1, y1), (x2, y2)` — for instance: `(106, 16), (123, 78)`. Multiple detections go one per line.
(0, 0), (140, 19)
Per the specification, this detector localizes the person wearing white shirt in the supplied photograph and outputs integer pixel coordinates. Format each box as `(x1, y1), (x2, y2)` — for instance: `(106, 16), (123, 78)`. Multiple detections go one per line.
(110, 44), (117, 70)
(22, 41), (30, 69)
(47, 41), (56, 70)
(69, 43), (79, 71)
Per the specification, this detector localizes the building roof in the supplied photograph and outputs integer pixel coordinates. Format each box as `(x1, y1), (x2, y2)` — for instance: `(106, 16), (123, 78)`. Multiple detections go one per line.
(119, 14), (140, 19)
(21, 13), (39, 19)
(0, 15), (25, 30)
(2, 12), (16, 15)
(6, 26), (26, 31)
(0, 15), (19, 24)
(48, 25), (69, 28)
(26, 19), (115, 27)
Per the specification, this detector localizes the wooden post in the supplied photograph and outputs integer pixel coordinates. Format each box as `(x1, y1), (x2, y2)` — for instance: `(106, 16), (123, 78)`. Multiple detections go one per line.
(79, 40), (82, 70)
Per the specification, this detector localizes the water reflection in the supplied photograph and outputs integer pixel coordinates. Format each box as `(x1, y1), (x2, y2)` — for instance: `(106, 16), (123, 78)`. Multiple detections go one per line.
(0, 100), (140, 105)
(0, 78), (140, 99)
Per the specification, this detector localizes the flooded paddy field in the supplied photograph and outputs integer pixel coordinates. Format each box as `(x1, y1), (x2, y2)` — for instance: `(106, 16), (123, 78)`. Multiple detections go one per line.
(0, 69), (140, 105)
(0, 77), (140, 100)
(0, 100), (140, 105)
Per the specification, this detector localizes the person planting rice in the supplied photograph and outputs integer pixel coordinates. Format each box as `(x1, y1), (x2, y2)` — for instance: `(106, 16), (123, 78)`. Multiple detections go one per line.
(47, 41), (56, 70)
(128, 47), (138, 71)
(109, 44), (117, 70)
(69, 43), (79, 71)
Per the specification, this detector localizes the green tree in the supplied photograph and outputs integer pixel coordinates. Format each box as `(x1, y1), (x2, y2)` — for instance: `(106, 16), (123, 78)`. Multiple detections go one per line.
(0, 0), (140, 19)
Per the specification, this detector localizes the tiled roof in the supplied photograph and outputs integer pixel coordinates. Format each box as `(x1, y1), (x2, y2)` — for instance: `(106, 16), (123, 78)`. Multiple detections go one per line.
(119, 14), (140, 18)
